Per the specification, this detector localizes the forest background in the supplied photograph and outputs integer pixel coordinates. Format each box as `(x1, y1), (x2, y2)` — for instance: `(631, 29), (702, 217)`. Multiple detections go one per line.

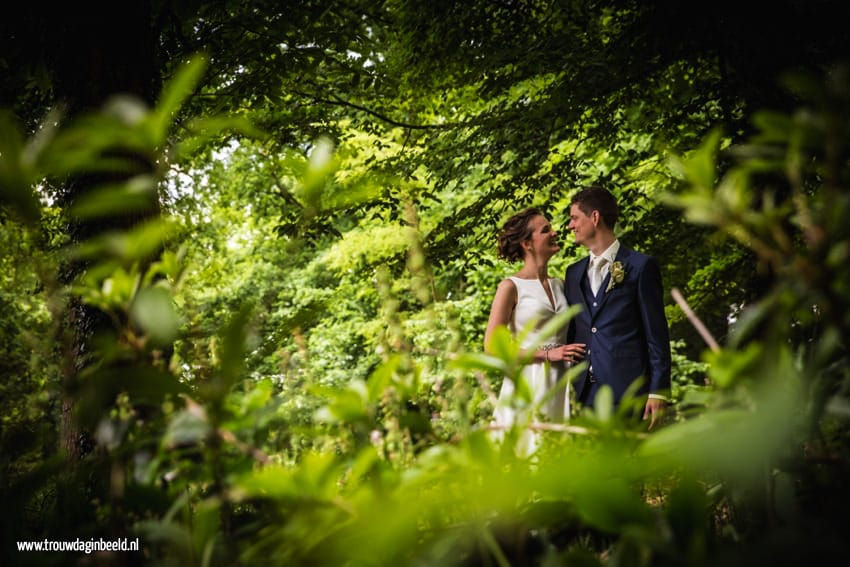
(2, 1), (849, 565)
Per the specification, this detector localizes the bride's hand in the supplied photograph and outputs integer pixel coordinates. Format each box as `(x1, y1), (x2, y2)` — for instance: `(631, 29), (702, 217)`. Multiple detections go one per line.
(560, 343), (586, 363)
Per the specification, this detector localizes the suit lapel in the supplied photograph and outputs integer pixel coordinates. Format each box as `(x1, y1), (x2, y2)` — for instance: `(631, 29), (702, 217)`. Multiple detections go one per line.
(573, 257), (592, 315)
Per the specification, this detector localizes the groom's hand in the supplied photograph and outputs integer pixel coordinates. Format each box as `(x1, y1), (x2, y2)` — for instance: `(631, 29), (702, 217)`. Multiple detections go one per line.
(643, 398), (666, 430)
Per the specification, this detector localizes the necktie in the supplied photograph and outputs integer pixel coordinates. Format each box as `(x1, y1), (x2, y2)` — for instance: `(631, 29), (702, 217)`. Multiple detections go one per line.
(589, 256), (608, 295)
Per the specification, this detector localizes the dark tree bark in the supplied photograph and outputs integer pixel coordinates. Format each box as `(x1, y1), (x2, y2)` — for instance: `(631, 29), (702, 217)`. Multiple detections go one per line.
(40, 3), (162, 460)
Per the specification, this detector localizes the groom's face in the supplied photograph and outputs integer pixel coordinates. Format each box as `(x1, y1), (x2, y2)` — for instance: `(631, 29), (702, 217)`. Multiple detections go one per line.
(568, 204), (596, 248)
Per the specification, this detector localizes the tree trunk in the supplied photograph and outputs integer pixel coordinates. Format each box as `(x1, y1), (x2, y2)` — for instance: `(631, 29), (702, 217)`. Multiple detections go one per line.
(45, 2), (160, 460)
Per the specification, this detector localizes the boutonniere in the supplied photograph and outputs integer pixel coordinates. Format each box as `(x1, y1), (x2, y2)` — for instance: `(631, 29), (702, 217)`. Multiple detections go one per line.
(606, 261), (626, 292)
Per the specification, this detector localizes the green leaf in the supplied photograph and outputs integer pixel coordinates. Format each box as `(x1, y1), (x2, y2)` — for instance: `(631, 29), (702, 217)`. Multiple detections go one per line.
(70, 218), (176, 264)
(76, 367), (189, 428)
(313, 380), (370, 423)
(679, 388), (714, 407)
(163, 407), (211, 448)
(150, 54), (209, 145)
(143, 246), (187, 286)
(481, 324), (517, 363)
(131, 286), (181, 346)
(39, 108), (154, 177)
(0, 110), (40, 224)
(68, 175), (158, 219)
(670, 127), (723, 190)
(702, 343), (763, 389)
(73, 265), (139, 310)
(176, 115), (268, 158)
(750, 110), (793, 144)
(593, 385), (614, 422)
(233, 452), (341, 501)
(216, 303), (254, 395)
(572, 477), (653, 533)
(449, 352), (507, 375)
(367, 355), (402, 401)
(521, 305), (581, 354)
(192, 498), (222, 562)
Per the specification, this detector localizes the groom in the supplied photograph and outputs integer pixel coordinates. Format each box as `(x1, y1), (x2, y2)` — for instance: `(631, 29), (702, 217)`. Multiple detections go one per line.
(564, 186), (671, 428)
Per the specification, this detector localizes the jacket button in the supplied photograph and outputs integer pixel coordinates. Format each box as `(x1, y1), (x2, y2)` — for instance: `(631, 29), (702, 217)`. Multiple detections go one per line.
(591, 327), (597, 333)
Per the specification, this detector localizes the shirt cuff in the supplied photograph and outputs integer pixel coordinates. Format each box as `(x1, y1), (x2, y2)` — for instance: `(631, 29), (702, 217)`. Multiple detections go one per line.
(648, 393), (668, 402)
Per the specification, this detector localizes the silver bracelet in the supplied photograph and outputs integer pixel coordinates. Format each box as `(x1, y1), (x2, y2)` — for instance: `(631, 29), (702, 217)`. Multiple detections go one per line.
(542, 343), (561, 363)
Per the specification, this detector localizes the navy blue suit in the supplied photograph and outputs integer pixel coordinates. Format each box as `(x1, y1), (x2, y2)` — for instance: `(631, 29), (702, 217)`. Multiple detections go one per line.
(565, 245), (671, 407)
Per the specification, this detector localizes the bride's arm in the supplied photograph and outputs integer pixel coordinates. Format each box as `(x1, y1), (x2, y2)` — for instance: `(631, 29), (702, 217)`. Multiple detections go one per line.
(484, 279), (554, 363)
(484, 279), (517, 354)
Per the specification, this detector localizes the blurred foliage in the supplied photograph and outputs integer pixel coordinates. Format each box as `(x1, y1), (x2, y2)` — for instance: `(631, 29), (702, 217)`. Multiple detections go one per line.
(2, 2), (850, 566)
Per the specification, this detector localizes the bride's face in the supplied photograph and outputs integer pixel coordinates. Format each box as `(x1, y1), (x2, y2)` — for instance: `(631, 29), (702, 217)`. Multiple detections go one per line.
(526, 215), (560, 257)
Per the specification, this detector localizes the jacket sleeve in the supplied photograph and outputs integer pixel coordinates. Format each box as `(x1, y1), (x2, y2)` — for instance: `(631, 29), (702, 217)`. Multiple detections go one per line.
(637, 256), (672, 394)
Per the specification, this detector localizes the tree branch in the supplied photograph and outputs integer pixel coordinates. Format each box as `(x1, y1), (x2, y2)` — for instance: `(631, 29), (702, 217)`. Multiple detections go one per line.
(293, 87), (473, 131)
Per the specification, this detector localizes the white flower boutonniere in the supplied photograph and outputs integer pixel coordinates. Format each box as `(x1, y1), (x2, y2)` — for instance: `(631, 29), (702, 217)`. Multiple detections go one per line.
(606, 261), (626, 292)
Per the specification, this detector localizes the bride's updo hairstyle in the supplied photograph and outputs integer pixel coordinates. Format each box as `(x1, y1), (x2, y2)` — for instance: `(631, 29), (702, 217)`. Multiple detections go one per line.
(497, 208), (544, 262)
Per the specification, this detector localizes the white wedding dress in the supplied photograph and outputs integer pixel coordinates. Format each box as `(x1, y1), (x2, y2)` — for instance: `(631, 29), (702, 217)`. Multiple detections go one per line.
(492, 276), (570, 455)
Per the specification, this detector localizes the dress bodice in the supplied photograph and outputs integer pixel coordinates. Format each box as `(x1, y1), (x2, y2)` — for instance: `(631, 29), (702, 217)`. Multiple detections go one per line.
(508, 277), (567, 348)
(493, 276), (572, 453)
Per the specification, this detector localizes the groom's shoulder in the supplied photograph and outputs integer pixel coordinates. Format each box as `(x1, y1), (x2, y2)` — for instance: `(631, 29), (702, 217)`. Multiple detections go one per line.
(619, 244), (648, 259)
(620, 246), (659, 270)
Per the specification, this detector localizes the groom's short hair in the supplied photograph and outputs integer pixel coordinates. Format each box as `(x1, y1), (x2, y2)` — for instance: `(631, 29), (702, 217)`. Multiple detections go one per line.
(571, 186), (619, 230)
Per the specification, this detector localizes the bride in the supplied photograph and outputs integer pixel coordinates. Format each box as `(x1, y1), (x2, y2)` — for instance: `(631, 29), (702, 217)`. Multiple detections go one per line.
(484, 208), (586, 454)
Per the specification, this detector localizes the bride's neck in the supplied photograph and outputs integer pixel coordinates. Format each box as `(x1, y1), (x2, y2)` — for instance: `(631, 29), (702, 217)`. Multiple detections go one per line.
(516, 261), (549, 281)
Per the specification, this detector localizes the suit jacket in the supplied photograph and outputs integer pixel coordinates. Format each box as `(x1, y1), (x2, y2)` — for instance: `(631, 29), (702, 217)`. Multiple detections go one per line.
(565, 244), (671, 407)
